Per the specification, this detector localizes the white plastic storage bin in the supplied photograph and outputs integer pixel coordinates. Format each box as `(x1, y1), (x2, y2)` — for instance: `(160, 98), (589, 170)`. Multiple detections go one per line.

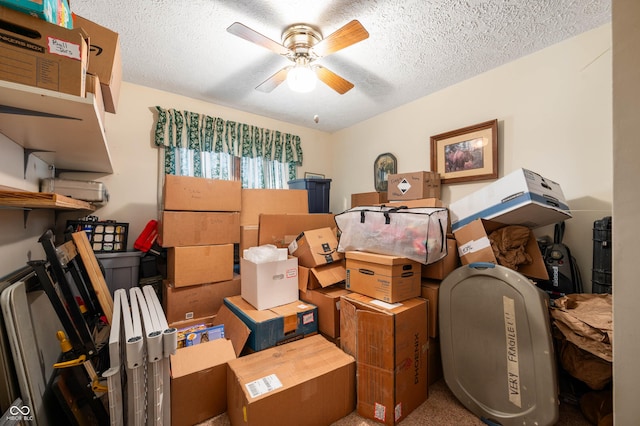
(96, 251), (143, 295)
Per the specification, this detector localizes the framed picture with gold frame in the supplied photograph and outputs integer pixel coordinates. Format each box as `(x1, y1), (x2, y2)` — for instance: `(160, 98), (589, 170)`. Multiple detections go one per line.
(430, 119), (498, 184)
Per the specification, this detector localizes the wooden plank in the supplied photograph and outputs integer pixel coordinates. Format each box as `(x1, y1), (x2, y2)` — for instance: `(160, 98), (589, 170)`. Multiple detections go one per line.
(72, 231), (113, 324)
(0, 190), (95, 211)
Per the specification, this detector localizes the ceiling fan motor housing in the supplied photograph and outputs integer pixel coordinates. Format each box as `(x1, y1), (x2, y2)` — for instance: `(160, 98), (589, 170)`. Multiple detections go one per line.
(282, 24), (322, 58)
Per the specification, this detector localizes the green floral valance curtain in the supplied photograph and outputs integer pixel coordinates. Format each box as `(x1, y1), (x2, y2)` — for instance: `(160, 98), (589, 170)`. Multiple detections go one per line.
(154, 107), (303, 181)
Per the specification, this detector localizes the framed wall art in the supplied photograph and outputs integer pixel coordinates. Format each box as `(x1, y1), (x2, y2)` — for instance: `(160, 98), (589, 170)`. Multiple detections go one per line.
(373, 153), (397, 192)
(430, 119), (498, 184)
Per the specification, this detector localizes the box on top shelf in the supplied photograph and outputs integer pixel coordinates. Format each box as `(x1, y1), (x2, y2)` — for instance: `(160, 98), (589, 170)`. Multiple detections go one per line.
(387, 171), (441, 201)
(449, 168), (571, 231)
(73, 14), (122, 113)
(0, 0), (72, 28)
(345, 250), (421, 303)
(163, 174), (241, 212)
(226, 335), (355, 426)
(288, 227), (343, 268)
(0, 5), (88, 96)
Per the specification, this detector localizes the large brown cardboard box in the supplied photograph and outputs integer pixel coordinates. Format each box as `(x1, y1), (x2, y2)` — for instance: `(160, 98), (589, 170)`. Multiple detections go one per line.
(240, 189), (308, 225)
(240, 225), (259, 254)
(73, 15), (122, 112)
(345, 251), (421, 303)
(299, 286), (351, 338)
(420, 279), (440, 338)
(163, 174), (241, 211)
(452, 218), (549, 280)
(351, 191), (388, 207)
(167, 244), (234, 287)
(170, 338), (236, 426)
(421, 237), (460, 280)
(387, 171), (441, 201)
(163, 274), (241, 324)
(159, 211), (240, 247)
(288, 227), (343, 268)
(0, 6), (88, 96)
(258, 213), (336, 247)
(85, 74), (105, 124)
(298, 262), (346, 292)
(340, 293), (428, 425)
(226, 334), (356, 426)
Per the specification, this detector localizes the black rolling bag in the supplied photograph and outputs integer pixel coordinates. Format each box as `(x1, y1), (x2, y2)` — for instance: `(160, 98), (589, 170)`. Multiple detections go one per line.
(536, 222), (582, 297)
(592, 216), (612, 294)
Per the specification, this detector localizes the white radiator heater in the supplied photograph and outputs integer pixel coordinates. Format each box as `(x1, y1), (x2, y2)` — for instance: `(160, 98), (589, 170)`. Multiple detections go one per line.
(106, 286), (176, 426)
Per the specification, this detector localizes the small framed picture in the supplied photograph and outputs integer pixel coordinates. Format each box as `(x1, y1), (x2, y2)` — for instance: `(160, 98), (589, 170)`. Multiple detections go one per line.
(430, 119), (498, 184)
(304, 172), (325, 179)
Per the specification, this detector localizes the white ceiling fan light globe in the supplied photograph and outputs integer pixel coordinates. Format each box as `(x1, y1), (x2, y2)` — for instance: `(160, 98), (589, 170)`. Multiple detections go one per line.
(286, 65), (317, 93)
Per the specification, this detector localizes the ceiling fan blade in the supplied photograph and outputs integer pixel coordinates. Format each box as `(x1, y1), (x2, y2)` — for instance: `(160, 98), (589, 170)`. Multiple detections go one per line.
(227, 22), (290, 56)
(315, 65), (354, 94)
(312, 20), (369, 57)
(256, 67), (291, 92)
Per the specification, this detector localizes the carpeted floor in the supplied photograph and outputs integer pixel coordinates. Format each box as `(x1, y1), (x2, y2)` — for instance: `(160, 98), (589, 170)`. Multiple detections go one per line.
(198, 378), (591, 425)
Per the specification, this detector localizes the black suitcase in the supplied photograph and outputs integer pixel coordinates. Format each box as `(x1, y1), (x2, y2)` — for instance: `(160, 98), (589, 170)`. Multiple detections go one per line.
(536, 222), (582, 297)
(592, 216), (612, 294)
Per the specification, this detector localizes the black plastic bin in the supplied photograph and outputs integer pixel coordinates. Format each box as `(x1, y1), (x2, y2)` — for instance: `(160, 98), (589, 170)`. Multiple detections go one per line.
(592, 216), (612, 294)
(288, 178), (332, 213)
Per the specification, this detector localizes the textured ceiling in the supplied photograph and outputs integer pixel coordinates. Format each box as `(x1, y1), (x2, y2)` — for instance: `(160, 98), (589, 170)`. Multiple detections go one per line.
(71, 1), (611, 133)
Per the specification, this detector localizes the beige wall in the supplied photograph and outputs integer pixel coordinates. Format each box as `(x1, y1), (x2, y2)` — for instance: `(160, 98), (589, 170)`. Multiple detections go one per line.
(331, 24), (612, 292)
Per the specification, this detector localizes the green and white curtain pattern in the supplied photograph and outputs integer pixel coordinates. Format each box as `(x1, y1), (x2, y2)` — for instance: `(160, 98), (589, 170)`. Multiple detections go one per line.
(154, 107), (303, 188)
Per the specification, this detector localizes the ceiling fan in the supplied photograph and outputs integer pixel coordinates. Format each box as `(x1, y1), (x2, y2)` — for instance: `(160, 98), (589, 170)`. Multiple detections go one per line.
(227, 20), (369, 94)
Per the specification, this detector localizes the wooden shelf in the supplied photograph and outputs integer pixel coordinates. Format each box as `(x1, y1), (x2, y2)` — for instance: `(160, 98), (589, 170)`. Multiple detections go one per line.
(0, 80), (113, 174)
(0, 190), (95, 212)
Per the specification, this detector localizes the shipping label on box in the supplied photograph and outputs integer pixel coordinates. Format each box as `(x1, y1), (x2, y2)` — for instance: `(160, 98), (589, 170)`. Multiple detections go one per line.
(288, 227), (343, 268)
(223, 296), (318, 352)
(339, 293), (428, 425)
(345, 251), (421, 303)
(0, 6), (88, 96)
(387, 171), (441, 201)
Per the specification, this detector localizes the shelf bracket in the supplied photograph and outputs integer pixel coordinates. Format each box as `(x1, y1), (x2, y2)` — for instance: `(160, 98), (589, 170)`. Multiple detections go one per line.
(23, 209), (31, 229)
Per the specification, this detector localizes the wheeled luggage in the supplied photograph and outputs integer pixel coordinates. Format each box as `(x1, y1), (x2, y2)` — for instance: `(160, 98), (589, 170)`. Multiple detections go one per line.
(439, 263), (559, 426)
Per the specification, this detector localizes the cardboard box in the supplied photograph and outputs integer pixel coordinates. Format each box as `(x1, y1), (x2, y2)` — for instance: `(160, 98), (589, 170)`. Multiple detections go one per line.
(345, 251), (421, 303)
(163, 274), (241, 324)
(0, 6), (88, 96)
(258, 213), (336, 247)
(387, 171), (441, 201)
(421, 237), (460, 280)
(85, 74), (105, 124)
(163, 174), (241, 212)
(420, 280), (440, 338)
(298, 262), (346, 292)
(226, 334), (356, 426)
(428, 337), (443, 386)
(167, 244), (234, 287)
(0, 0), (72, 28)
(223, 296), (318, 352)
(449, 168), (571, 231)
(73, 14), (122, 112)
(340, 293), (428, 425)
(288, 227), (343, 268)
(386, 198), (444, 208)
(299, 286), (351, 338)
(351, 191), (388, 207)
(453, 218), (549, 280)
(240, 254), (299, 311)
(240, 189), (308, 225)
(170, 338), (236, 426)
(240, 225), (259, 254)
(159, 211), (240, 247)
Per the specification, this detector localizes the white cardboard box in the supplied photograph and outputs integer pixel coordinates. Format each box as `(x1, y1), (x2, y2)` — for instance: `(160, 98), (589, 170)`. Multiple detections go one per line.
(240, 256), (299, 310)
(449, 168), (571, 231)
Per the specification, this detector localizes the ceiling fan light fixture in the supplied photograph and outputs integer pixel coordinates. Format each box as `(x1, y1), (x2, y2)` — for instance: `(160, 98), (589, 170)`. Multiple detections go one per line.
(286, 60), (317, 93)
